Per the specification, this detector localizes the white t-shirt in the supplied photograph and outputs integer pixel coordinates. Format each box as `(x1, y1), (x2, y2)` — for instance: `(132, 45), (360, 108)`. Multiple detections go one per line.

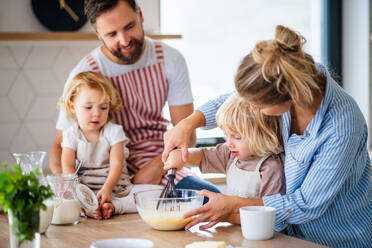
(62, 122), (128, 153)
(56, 37), (193, 130)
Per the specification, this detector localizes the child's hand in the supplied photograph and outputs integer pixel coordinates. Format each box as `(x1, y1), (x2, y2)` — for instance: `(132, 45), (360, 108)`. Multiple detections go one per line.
(163, 149), (185, 171)
(97, 186), (112, 207)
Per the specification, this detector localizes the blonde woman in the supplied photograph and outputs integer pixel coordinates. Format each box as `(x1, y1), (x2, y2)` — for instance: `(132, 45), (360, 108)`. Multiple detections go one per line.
(162, 25), (371, 247)
(59, 71), (161, 220)
(164, 94), (285, 229)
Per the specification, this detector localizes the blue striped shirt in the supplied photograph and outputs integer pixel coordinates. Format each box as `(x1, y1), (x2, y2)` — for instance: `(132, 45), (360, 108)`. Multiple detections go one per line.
(197, 70), (372, 247)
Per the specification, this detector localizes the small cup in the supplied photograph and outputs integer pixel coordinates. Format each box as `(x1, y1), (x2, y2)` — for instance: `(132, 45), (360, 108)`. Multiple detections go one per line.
(239, 206), (276, 240)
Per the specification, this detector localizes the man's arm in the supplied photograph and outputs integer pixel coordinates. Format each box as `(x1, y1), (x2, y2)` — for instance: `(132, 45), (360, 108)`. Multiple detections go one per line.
(49, 130), (63, 174)
(132, 154), (166, 185)
(133, 103), (195, 184)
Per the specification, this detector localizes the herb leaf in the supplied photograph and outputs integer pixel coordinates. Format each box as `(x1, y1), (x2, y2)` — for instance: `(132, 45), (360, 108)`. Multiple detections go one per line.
(0, 162), (54, 244)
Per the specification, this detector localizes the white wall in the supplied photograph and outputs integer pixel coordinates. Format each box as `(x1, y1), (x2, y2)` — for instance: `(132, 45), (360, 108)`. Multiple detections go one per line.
(0, 0), (160, 169)
(0, 0), (160, 33)
(342, 0), (370, 134)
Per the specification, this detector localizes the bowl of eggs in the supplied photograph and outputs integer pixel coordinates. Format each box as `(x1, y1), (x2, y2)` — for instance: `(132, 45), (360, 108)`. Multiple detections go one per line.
(134, 189), (204, 231)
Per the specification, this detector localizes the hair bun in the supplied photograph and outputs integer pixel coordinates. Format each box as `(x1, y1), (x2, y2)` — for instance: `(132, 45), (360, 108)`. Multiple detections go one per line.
(274, 25), (305, 52)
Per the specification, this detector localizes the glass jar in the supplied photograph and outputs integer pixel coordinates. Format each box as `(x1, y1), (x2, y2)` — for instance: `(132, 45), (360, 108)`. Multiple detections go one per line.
(8, 209), (40, 248)
(47, 174), (98, 225)
(47, 174), (81, 225)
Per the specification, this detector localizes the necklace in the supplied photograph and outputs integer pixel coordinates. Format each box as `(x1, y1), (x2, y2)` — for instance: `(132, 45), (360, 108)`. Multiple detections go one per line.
(290, 105), (315, 135)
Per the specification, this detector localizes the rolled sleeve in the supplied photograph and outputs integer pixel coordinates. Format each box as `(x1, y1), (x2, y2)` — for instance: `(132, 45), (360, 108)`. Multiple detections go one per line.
(263, 193), (288, 231)
(197, 93), (232, 129)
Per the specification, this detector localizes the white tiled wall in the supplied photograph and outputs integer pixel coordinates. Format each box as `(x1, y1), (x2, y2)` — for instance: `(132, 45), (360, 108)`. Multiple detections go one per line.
(0, 41), (100, 171)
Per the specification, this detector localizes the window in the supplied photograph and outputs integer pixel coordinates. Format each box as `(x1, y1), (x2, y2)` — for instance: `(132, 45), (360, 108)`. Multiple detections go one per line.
(161, 0), (322, 138)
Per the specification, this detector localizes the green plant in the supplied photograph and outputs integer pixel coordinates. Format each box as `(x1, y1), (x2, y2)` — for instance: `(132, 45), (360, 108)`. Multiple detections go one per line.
(0, 162), (54, 244)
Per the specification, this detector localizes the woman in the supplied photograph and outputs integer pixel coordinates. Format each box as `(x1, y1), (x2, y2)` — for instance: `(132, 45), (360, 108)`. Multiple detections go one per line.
(162, 25), (371, 247)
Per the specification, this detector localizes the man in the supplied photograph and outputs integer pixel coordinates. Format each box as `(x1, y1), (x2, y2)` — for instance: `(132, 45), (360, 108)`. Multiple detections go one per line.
(50, 0), (220, 195)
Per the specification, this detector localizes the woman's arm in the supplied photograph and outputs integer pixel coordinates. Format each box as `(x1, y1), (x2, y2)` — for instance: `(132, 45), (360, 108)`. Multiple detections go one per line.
(263, 134), (365, 230)
(183, 190), (263, 229)
(97, 142), (124, 205)
(169, 103), (197, 148)
(162, 110), (206, 163)
(134, 104), (197, 185)
(162, 92), (232, 163)
(61, 147), (76, 174)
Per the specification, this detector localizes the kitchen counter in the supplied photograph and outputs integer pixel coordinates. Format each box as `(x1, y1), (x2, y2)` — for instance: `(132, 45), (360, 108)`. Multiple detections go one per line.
(0, 213), (326, 248)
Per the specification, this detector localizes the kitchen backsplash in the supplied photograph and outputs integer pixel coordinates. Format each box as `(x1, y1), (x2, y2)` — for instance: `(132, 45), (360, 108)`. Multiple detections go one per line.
(0, 40), (100, 172)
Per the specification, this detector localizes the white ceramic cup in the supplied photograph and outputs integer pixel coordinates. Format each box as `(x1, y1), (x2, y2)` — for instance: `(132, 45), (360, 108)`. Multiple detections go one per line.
(239, 206), (276, 240)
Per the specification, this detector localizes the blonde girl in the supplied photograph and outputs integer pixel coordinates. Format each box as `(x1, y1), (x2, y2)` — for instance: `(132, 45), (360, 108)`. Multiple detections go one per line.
(60, 71), (161, 219)
(164, 93), (285, 228)
(162, 25), (371, 247)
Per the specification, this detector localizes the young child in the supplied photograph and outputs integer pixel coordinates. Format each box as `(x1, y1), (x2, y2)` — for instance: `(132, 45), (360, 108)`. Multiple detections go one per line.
(59, 71), (161, 220)
(164, 93), (286, 201)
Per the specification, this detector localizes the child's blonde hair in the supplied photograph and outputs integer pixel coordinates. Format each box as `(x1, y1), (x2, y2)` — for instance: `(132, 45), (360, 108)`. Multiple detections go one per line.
(60, 71), (122, 122)
(235, 25), (326, 109)
(216, 94), (283, 157)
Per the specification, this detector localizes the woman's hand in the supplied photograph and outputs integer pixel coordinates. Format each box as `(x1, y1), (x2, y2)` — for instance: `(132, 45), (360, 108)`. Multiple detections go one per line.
(162, 111), (206, 163)
(97, 186), (112, 207)
(183, 190), (239, 230)
(163, 149), (186, 171)
(162, 120), (193, 163)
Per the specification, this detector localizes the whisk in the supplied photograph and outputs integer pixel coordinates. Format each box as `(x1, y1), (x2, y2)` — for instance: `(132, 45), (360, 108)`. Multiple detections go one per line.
(156, 168), (178, 210)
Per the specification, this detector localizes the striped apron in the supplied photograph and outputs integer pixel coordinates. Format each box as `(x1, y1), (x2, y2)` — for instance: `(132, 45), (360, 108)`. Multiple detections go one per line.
(85, 41), (192, 185)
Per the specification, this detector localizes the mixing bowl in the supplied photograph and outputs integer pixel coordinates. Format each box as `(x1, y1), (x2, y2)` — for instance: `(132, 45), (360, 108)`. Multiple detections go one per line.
(134, 189), (204, 231)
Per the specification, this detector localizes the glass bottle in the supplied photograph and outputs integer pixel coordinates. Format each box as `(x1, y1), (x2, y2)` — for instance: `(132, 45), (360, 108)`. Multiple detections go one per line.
(12, 151), (53, 234)
(8, 209), (40, 248)
(12, 151), (46, 176)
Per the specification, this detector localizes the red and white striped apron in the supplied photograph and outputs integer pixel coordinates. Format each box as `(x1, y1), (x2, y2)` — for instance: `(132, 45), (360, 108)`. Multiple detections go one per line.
(85, 41), (192, 185)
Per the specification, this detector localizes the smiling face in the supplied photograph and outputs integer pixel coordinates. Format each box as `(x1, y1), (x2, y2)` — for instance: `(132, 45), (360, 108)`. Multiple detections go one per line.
(72, 86), (110, 135)
(94, 0), (145, 64)
(225, 130), (253, 160)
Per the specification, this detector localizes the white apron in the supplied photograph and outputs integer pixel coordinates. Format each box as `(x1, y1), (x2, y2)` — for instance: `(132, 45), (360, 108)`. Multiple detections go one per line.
(76, 130), (133, 198)
(226, 154), (271, 198)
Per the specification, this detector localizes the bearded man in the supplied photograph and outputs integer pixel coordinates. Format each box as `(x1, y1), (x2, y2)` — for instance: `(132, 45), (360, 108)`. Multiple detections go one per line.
(50, 0), (220, 217)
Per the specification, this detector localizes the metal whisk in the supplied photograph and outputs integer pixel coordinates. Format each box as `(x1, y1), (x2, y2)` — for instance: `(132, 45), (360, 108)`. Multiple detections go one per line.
(156, 168), (178, 210)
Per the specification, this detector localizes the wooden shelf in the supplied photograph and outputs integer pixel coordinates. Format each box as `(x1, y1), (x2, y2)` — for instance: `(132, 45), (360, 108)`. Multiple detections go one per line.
(0, 32), (182, 41)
